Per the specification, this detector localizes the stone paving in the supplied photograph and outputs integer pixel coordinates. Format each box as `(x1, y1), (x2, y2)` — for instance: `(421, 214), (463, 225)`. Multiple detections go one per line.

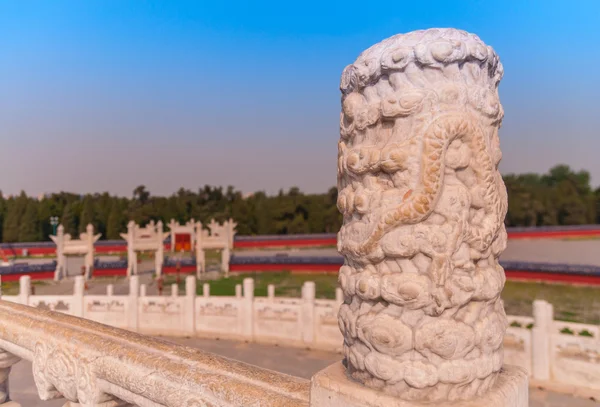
(8, 336), (598, 406)
(236, 238), (600, 266)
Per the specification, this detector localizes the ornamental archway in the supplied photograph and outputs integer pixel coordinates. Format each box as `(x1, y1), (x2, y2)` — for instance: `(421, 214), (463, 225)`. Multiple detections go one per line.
(50, 224), (100, 280)
(120, 220), (169, 277)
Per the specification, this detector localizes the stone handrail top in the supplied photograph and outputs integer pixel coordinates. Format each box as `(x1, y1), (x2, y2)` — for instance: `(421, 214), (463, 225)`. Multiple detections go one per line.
(0, 299), (310, 407)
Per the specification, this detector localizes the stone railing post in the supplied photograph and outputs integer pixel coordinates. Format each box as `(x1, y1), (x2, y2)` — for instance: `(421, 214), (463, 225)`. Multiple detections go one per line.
(532, 299), (553, 382)
(235, 284), (242, 299)
(242, 278), (254, 339)
(18, 276), (30, 306)
(72, 276), (85, 317)
(171, 284), (178, 297)
(335, 287), (343, 304)
(106, 284), (114, 296)
(156, 220), (165, 278)
(267, 284), (275, 301)
(128, 275), (139, 332)
(185, 276), (196, 335)
(203, 283), (210, 298)
(302, 282), (315, 346)
(222, 246), (231, 275)
(139, 284), (147, 297)
(310, 28), (527, 407)
(195, 221), (205, 278)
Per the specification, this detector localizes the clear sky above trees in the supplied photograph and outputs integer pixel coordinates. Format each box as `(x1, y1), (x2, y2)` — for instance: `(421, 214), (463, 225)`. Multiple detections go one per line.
(1, 1), (599, 196)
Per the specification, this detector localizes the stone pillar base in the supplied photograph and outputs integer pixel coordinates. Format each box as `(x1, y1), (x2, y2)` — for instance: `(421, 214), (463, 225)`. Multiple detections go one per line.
(310, 362), (528, 407)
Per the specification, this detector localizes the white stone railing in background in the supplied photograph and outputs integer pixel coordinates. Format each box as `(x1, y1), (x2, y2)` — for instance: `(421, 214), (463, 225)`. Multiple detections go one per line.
(3, 276), (600, 399)
(1, 275), (345, 353)
(504, 300), (600, 397)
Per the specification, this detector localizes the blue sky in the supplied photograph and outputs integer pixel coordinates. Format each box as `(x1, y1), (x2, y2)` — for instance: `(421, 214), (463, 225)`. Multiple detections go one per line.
(1, 1), (599, 196)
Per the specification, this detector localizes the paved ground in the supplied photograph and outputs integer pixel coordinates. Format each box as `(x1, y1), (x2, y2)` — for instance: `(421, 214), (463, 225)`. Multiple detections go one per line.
(8, 336), (598, 406)
(235, 239), (600, 266)
(11, 238), (600, 268)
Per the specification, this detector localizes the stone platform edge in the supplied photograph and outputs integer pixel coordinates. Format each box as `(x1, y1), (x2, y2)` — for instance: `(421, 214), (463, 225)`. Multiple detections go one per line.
(309, 361), (528, 407)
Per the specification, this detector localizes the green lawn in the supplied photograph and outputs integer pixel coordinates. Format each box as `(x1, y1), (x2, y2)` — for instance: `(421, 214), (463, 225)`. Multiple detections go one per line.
(1, 280), (49, 295)
(502, 280), (600, 324)
(165, 271), (339, 299)
(164, 272), (600, 324)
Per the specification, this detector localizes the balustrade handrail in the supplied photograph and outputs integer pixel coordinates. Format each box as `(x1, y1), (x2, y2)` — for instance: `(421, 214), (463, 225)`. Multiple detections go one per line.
(0, 299), (310, 407)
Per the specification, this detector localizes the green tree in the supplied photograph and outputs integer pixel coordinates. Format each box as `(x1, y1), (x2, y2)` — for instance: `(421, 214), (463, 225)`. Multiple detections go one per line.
(18, 200), (41, 242)
(79, 195), (96, 233)
(61, 202), (78, 237)
(106, 201), (125, 239)
(2, 192), (28, 242)
(0, 192), (6, 242)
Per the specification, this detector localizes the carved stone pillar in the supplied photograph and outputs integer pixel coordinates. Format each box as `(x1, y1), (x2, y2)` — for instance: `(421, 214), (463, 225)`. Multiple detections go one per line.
(311, 28), (527, 406)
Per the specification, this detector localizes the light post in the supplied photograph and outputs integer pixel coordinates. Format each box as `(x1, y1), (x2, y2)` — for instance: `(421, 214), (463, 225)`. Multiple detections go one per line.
(50, 216), (59, 235)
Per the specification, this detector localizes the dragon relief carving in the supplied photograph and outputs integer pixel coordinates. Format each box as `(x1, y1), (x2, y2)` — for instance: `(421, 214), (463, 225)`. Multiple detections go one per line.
(336, 29), (508, 402)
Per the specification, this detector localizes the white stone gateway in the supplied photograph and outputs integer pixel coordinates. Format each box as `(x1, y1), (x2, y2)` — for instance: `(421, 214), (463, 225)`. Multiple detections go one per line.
(167, 219), (196, 252)
(195, 219), (236, 276)
(50, 224), (100, 281)
(120, 220), (169, 277)
(311, 29), (528, 406)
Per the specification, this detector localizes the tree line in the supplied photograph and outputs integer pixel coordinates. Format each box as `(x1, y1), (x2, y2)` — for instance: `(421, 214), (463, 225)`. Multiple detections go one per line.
(0, 164), (597, 243)
(0, 185), (341, 242)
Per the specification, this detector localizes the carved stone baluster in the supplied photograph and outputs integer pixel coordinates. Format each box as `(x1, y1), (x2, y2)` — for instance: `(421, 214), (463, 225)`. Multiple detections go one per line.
(310, 28), (528, 407)
(0, 350), (21, 406)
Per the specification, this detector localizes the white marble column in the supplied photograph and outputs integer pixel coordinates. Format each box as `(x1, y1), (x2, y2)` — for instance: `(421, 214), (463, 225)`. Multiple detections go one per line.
(532, 300), (553, 381)
(51, 225), (66, 281)
(120, 221), (137, 277)
(311, 28), (527, 407)
(195, 222), (206, 277)
(18, 276), (30, 306)
(301, 282), (315, 345)
(128, 276), (139, 332)
(221, 247), (230, 274)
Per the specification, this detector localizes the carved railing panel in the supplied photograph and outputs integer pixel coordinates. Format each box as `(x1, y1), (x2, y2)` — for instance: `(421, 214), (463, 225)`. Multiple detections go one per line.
(253, 301), (303, 344)
(195, 296), (241, 337)
(313, 302), (343, 350)
(83, 295), (129, 330)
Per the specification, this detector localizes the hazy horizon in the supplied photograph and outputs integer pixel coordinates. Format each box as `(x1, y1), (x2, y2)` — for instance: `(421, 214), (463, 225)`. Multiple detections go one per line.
(2, 1), (599, 197)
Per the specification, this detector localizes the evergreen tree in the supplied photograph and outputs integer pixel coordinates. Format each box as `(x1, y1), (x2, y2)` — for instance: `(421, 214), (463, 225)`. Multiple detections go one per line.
(107, 201), (124, 239)
(2, 192), (28, 242)
(79, 195), (96, 233)
(61, 202), (78, 237)
(0, 192), (5, 242)
(18, 200), (41, 242)
(95, 192), (113, 238)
